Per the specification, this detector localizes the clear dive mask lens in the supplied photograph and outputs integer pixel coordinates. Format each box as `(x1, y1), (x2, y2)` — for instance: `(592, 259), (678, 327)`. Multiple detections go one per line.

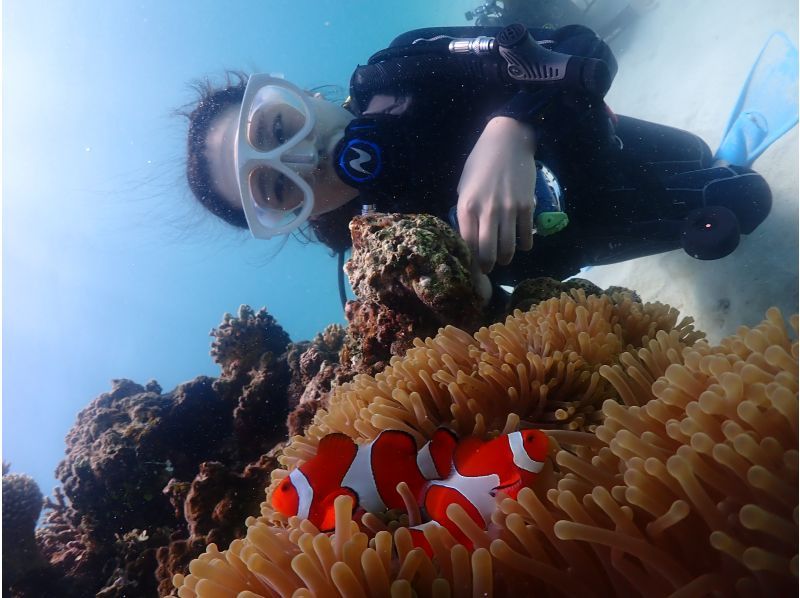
(236, 74), (318, 239)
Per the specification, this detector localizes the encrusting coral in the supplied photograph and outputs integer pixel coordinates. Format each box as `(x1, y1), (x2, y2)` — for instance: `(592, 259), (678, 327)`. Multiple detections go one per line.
(2, 466), (46, 588)
(15, 306), (298, 597)
(169, 290), (799, 597)
(341, 213), (484, 375)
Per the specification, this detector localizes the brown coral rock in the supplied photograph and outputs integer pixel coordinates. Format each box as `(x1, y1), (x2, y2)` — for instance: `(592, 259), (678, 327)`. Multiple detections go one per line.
(285, 325), (347, 436)
(2, 471), (46, 588)
(345, 212), (482, 329)
(340, 299), (419, 373)
(210, 305), (291, 381)
(507, 276), (640, 313)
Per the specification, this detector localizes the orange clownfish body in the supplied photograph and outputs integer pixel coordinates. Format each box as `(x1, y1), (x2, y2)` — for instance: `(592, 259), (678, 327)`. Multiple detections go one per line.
(410, 429), (549, 553)
(271, 429), (454, 531)
(271, 426), (549, 551)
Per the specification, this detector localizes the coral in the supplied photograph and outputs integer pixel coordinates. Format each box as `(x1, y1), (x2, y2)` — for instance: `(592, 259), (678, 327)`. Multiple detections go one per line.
(210, 305), (291, 381)
(285, 325), (347, 436)
(9, 304), (296, 597)
(345, 213), (482, 329)
(341, 213), (484, 372)
(208, 305), (295, 457)
(154, 450), (281, 596)
(2, 470), (46, 587)
(30, 303), (296, 597)
(56, 378), (230, 542)
(507, 277), (642, 314)
(182, 454), (277, 548)
(26, 487), (107, 598)
(230, 352), (292, 461)
(339, 299), (419, 374)
(179, 290), (800, 597)
(93, 527), (175, 598)
(286, 324), (346, 406)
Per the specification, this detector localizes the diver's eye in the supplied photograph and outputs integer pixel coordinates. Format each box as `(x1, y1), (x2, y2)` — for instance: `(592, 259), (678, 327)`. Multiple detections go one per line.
(274, 173), (287, 203)
(273, 113), (286, 145)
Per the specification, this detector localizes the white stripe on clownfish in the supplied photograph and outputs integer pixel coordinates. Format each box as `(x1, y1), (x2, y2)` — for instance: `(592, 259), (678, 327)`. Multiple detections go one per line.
(289, 467), (314, 520)
(427, 470), (501, 526)
(341, 440), (387, 514)
(509, 431), (545, 473)
(416, 441), (441, 480)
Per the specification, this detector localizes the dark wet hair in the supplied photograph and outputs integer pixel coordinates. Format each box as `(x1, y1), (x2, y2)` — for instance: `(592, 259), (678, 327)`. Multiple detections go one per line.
(181, 72), (356, 253)
(182, 71), (250, 229)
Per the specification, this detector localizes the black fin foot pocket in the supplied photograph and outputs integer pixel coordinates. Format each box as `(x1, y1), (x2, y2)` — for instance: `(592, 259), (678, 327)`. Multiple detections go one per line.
(704, 169), (772, 234)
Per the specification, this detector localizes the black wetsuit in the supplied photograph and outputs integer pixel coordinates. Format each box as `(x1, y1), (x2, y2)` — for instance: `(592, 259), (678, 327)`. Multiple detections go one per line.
(338, 25), (771, 285)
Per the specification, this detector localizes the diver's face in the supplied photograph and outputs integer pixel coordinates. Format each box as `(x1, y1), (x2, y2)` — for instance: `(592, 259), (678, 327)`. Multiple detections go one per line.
(204, 92), (357, 221)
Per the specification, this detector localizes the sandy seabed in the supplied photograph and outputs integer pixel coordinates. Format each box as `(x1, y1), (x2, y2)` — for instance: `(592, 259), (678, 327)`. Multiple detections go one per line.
(578, 0), (799, 341)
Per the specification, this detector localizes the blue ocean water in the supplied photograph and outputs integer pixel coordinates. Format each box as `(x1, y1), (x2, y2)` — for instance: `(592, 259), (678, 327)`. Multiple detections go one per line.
(2, 0), (798, 520)
(1, 0), (474, 495)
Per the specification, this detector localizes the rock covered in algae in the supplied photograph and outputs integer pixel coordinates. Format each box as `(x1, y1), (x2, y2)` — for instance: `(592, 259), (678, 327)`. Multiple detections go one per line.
(345, 212), (483, 329)
(339, 212), (484, 376)
(508, 276), (642, 313)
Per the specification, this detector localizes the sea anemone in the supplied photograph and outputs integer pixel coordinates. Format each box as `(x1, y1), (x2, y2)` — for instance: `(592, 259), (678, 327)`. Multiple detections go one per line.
(171, 293), (796, 597)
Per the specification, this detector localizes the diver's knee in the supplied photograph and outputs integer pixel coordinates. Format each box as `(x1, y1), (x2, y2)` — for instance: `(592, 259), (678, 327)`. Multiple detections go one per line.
(704, 170), (772, 234)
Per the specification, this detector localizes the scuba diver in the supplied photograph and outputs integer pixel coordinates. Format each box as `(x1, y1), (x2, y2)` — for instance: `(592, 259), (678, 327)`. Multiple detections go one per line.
(185, 24), (795, 306)
(464, 0), (659, 42)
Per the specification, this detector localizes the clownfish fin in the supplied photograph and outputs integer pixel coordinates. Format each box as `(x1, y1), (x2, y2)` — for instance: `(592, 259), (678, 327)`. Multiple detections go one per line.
(317, 432), (358, 456)
(407, 520), (442, 558)
(370, 430), (427, 510)
(315, 487), (359, 532)
(422, 483), (484, 548)
(452, 435), (492, 477)
(303, 433), (358, 484)
(418, 427), (458, 480)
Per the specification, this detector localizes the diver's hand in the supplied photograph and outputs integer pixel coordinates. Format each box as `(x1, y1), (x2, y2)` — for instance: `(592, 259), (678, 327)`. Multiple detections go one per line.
(456, 116), (536, 273)
(470, 257), (493, 307)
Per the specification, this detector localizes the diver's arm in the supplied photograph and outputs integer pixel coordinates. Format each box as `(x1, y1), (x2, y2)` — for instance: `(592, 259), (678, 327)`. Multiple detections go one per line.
(457, 25), (615, 274)
(457, 116), (536, 274)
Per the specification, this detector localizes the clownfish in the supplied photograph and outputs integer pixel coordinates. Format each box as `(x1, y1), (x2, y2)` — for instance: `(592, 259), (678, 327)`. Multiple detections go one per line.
(271, 428), (456, 531)
(410, 429), (549, 553)
(271, 426), (549, 551)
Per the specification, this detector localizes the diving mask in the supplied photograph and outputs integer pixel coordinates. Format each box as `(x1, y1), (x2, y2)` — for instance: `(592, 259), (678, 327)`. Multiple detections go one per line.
(235, 74), (320, 238)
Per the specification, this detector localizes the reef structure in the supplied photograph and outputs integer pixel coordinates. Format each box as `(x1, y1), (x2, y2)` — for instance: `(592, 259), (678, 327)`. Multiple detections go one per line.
(2, 466), (46, 588)
(341, 213), (484, 375)
(171, 290), (796, 597)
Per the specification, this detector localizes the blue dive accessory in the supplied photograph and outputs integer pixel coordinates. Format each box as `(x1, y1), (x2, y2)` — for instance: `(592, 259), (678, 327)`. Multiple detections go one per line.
(533, 161), (569, 235)
(448, 161), (568, 237)
(333, 115), (411, 193)
(715, 31), (799, 168)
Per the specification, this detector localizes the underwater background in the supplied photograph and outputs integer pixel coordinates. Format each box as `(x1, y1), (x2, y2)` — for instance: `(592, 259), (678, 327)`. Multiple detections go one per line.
(2, 0), (797, 547)
(3, 0), (481, 493)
